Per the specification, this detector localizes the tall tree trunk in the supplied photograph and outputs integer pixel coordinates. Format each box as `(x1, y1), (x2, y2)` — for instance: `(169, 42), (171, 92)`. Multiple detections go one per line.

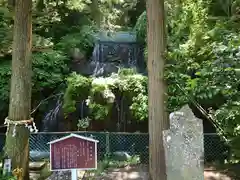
(146, 0), (168, 179)
(5, 0), (32, 179)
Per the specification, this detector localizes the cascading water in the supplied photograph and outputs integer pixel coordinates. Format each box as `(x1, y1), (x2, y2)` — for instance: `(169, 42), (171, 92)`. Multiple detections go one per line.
(30, 31), (145, 162)
(80, 100), (85, 119)
(91, 43), (104, 76)
(90, 31), (145, 77)
(40, 31), (145, 133)
(41, 97), (62, 132)
(30, 96), (64, 161)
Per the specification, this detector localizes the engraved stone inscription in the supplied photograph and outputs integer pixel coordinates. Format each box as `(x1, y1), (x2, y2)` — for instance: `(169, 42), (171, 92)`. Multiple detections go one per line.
(163, 105), (204, 180)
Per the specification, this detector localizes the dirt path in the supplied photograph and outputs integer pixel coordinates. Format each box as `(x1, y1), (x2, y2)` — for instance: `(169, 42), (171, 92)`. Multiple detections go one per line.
(204, 171), (231, 180)
(45, 164), (240, 180)
(94, 165), (148, 180)
(94, 165), (237, 180)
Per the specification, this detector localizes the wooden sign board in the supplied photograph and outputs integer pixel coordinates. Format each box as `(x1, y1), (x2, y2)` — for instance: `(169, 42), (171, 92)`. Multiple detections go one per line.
(48, 133), (98, 171)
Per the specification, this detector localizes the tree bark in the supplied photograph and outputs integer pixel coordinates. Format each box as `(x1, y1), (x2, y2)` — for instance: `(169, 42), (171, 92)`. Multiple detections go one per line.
(5, 0), (32, 179)
(146, 0), (168, 179)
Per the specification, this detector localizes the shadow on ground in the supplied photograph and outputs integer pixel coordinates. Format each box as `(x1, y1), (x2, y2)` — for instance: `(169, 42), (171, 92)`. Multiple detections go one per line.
(40, 163), (240, 180)
(204, 163), (240, 180)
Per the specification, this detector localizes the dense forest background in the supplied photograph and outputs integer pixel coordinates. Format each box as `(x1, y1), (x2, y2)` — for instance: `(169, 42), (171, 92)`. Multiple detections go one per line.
(0, 0), (240, 158)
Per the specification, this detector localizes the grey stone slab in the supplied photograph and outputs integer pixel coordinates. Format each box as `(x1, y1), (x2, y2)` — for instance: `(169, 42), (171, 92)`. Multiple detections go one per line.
(163, 105), (204, 180)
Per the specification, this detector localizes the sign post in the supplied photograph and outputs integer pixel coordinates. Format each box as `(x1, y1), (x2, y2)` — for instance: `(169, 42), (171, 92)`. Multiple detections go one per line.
(71, 169), (77, 180)
(48, 133), (99, 179)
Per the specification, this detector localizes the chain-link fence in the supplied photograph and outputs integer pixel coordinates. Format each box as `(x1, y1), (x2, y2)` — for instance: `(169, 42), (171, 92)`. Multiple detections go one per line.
(0, 132), (229, 163)
(204, 133), (230, 163)
(28, 132), (149, 163)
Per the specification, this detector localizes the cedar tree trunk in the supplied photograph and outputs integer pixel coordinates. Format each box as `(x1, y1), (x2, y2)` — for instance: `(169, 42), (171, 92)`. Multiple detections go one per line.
(5, 0), (32, 179)
(146, 0), (168, 179)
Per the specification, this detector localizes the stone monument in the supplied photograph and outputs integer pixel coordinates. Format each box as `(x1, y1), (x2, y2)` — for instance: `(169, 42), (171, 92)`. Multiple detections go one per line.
(163, 105), (204, 180)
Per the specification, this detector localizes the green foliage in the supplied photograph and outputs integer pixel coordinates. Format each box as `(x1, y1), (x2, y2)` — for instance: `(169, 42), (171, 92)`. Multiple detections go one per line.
(1, 0), (240, 159)
(0, 175), (16, 180)
(135, 0), (240, 159)
(0, 60), (11, 112)
(0, 0), (106, 117)
(63, 72), (92, 114)
(56, 25), (98, 55)
(166, 1), (240, 159)
(32, 51), (69, 91)
(63, 69), (148, 121)
(88, 103), (112, 121)
(0, 49), (69, 115)
(0, 61), (11, 101)
(116, 71), (148, 121)
(0, 7), (12, 56)
(0, 0), (144, 116)
(134, 11), (146, 43)
(77, 117), (91, 129)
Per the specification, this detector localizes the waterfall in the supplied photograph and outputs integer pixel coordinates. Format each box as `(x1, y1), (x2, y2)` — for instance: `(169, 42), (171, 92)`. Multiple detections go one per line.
(41, 97), (62, 132)
(90, 31), (144, 77)
(79, 100), (86, 119)
(38, 31), (145, 132)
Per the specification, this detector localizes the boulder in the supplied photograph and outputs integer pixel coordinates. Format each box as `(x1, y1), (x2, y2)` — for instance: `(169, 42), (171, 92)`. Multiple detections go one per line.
(112, 151), (132, 161)
(30, 151), (50, 161)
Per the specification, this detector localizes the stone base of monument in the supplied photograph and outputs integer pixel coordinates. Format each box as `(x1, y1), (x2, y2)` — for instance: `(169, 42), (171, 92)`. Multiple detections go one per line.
(29, 161), (51, 180)
(29, 161), (47, 171)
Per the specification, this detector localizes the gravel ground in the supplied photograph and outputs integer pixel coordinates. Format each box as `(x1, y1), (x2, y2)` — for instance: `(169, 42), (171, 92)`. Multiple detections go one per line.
(46, 171), (71, 180)
(46, 165), (148, 180)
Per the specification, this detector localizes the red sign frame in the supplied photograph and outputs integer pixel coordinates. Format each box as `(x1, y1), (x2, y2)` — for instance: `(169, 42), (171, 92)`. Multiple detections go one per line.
(49, 133), (98, 171)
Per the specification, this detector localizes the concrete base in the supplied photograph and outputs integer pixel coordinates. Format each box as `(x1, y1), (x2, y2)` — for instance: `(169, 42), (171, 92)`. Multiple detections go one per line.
(29, 161), (47, 171)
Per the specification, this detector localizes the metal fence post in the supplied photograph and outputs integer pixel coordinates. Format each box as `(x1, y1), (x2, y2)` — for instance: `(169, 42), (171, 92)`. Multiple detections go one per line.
(105, 132), (110, 156)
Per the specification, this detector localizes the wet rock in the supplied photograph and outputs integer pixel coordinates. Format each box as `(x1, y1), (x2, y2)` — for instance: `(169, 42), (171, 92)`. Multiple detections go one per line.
(112, 151), (132, 161)
(29, 161), (47, 171)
